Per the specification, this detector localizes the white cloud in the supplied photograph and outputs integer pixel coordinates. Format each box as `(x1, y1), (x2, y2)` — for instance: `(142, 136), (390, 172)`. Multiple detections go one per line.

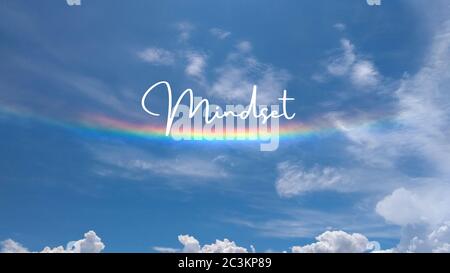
(210, 28), (231, 40)
(138, 47), (175, 65)
(228, 208), (399, 240)
(122, 157), (227, 179)
(375, 184), (450, 252)
(178, 235), (201, 252)
(338, 19), (450, 172)
(67, 230), (105, 253)
(185, 52), (207, 79)
(236, 41), (252, 53)
(325, 39), (380, 88)
(153, 246), (179, 253)
(171, 226), (450, 253)
(291, 230), (379, 253)
(333, 117), (400, 168)
(350, 60), (380, 87)
(327, 39), (356, 76)
(178, 235), (248, 253)
(333, 23), (346, 32)
(138, 47), (207, 80)
(92, 145), (228, 180)
(375, 186), (450, 227)
(324, 14), (450, 253)
(66, 0), (81, 6)
(276, 161), (344, 197)
(201, 239), (248, 253)
(395, 222), (450, 253)
(209, 42), (290, 104)
(176, 22), (194, 42)
(0, 239), (29, 253)
(1, 231), (105, 253)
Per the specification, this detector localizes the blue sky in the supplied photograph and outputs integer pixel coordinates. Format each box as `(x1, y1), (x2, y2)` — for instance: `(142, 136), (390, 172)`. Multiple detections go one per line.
(1, 0), (450, 253)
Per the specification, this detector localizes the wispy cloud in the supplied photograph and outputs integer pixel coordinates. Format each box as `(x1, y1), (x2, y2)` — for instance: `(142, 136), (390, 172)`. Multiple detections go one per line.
(329, 38), (380, 88)
(228, 208), (399, 240)
(210, 28), (231, 40)
(209, 41), (290, 104)
(336, 14), (450, 252)
(176, 21), (194, 42)
(333, 23), (346, 32)
(138, 47), (175, 65)
(185, 51), (207, 79)
(91, 145), (228, 181)
(276, 161), (344, 197)
(319, 38), (381, 88)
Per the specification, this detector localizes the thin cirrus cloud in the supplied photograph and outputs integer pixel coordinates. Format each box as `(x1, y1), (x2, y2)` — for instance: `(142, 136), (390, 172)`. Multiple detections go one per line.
(209, 27), (231, 40)
(91, 145), (229, 180)
(275, 161), (345, 197)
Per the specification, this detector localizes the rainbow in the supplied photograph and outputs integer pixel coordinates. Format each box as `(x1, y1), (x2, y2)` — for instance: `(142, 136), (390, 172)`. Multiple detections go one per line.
(0, 104), (393, 142)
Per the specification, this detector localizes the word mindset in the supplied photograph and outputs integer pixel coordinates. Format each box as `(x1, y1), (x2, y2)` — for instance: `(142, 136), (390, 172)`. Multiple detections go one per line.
(141, 81), (296, 151)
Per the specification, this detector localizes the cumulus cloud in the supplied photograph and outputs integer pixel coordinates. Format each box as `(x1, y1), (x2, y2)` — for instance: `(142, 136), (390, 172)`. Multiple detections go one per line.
(276, 161), (344, 197)
(66, 231), (105, 253)
(291, 230), (379, 253)
(395, 222), (450, 253)
(325, 39), (380, 88)
(177, 235), (248, 253)
(1, 231), (105, 253)
(210, 28), (231, 40)
(376, 186), (450, 226)
(0, 239), (29, 253)
(138, 47), (175, 65)
(375, 184), (450, 253)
